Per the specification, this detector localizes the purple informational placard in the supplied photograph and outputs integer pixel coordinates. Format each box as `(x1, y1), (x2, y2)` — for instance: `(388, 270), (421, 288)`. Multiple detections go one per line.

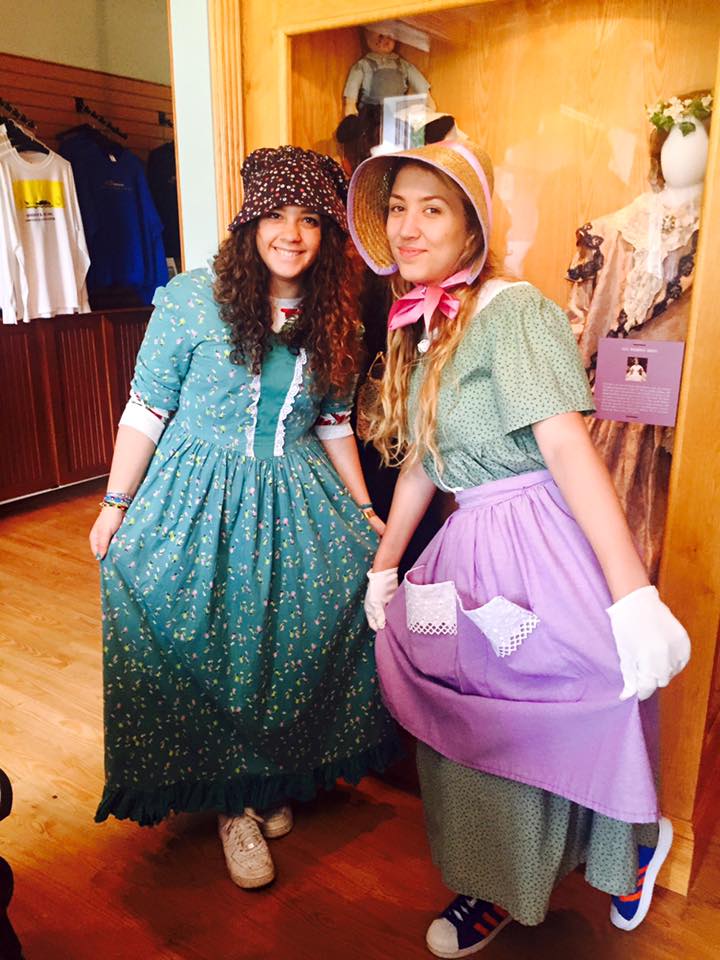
(594, 338), (686, 427)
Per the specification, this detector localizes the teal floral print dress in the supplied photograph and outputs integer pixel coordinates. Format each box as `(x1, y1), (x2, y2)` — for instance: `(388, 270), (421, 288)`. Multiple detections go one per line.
(96, 268), (397, 825)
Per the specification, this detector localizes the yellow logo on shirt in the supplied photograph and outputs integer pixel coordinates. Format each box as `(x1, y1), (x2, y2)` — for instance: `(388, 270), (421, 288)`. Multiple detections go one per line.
(13, 179), (65, 210)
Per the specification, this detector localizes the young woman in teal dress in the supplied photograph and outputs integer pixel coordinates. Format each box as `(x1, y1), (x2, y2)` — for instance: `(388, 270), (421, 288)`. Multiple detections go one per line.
(88, 146), (397, 888)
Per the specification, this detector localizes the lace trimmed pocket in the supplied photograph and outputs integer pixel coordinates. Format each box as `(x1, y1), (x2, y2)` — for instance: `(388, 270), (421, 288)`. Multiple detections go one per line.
(401, 566), (460, 688)
(405, 568), (457, 636)
(461, 596), (539, 658)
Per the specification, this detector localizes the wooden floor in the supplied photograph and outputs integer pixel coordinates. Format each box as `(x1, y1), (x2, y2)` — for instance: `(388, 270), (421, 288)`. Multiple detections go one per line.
(1, 482), (719, 960)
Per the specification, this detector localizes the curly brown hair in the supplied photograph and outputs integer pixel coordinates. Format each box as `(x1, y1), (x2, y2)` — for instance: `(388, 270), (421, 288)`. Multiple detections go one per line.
(213, 217), (363, 396)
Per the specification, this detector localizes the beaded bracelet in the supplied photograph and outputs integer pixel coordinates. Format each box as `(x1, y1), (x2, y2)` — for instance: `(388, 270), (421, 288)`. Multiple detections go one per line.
(100, 492), (133, 511)
(105, 491), (133, 505)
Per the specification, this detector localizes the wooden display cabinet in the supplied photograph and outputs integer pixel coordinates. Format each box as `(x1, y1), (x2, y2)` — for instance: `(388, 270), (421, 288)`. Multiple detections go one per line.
(0, 309), (149, 503)
(209, 0), (720, 896)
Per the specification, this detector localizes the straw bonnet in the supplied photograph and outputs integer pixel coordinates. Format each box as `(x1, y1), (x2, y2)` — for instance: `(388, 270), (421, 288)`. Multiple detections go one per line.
(229, 146), (349, 233)
(347, 139), (494, 281)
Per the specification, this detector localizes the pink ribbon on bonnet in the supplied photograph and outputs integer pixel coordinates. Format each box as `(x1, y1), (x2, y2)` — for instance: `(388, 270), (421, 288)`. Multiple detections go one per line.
(387, 268), (471, 331)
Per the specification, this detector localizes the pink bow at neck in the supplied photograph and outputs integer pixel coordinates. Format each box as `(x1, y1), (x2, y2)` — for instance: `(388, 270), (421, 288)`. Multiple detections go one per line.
(387, 269), (470, 331)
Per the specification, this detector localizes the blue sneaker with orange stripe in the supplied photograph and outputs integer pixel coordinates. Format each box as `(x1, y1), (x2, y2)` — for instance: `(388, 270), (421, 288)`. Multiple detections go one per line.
(610, 816), (673, 931)
(426, 895), (511, 958)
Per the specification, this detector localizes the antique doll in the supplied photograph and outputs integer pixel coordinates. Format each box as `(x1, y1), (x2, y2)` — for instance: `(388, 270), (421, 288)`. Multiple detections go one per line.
(336, 25), (454, 169)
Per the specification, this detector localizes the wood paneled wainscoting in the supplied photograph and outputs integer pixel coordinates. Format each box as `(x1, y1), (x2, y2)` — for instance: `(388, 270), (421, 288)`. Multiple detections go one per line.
(0, 310), (149, 503)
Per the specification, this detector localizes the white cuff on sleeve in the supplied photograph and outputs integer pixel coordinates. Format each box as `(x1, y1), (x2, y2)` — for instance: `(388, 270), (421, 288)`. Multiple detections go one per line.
(119, 399), (168, 445)
(315, 422), (354, 440)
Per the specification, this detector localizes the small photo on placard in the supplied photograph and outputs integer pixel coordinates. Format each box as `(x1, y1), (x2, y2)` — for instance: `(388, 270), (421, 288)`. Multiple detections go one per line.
(624, 356), (648, 383)
(594, 338), (685, 427)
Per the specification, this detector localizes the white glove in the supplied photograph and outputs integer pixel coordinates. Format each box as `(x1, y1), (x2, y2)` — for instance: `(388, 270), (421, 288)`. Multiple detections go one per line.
(607, 585), (690, 701)
(365, 567), (399, 631)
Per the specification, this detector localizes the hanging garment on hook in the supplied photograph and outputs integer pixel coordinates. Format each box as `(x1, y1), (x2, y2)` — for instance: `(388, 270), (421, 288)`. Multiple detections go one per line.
(60, 130), (167, 305)
(0, 125), (90, 323)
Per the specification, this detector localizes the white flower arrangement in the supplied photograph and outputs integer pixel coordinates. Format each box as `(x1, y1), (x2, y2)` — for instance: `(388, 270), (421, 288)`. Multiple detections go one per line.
(647, 94), (713, 136)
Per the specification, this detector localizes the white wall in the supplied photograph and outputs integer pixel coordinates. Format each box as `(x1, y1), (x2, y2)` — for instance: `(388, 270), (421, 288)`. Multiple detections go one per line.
(1, 0), (170, 84)
(168, 0), (219, 269)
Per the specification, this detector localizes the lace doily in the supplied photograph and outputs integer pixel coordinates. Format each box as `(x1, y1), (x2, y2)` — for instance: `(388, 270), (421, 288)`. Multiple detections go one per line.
(461, 595), (540, 658)
(613, 191), (700, 255)
(607, 192), (700, 332)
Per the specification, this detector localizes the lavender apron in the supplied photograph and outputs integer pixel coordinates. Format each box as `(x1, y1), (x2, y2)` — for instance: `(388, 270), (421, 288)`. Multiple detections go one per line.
(376, 469), (659, 823)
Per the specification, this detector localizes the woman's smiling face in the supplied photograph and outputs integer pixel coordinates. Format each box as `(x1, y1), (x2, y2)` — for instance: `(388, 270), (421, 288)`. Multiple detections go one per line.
(386, 163), (470, 285)
(255, 205), (322, 295)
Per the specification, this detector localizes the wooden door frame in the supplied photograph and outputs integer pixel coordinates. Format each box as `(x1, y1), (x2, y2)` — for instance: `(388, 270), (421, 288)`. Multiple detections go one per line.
(207, 0), (720, 895)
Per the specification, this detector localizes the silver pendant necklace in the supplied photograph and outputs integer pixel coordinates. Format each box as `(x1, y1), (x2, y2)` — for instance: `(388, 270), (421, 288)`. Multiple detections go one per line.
(418, 317), (432, 354)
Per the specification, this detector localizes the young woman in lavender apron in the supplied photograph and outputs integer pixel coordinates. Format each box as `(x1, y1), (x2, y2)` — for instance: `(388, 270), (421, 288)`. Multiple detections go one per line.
(347, 139), (690, 957)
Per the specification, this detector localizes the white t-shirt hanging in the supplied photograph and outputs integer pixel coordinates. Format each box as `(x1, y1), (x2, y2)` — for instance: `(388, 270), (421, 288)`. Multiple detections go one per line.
(0, 138), (90, 323)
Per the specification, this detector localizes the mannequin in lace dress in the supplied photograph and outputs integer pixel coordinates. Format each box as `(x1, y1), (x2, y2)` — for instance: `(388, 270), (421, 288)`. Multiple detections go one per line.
(567, 95), (710, 580)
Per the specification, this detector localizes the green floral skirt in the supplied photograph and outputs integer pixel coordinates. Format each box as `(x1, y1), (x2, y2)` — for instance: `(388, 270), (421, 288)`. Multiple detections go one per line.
(416, 741), (658, 925)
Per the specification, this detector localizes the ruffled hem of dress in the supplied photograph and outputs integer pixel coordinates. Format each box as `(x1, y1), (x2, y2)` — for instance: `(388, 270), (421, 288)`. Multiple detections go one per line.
(94, 736), (400, 827)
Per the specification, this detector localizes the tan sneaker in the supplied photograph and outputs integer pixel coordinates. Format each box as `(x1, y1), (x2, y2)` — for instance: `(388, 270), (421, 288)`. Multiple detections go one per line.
(218, 809), (275, 888)
(260, 804), (293, 839)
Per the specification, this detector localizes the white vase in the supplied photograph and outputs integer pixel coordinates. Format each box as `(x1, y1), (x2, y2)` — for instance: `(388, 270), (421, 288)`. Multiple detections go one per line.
(660, 115), (709, 189)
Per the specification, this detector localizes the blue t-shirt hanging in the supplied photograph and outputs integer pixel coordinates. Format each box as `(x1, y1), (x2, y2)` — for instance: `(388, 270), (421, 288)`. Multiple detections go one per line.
(60, 135), (168, 304)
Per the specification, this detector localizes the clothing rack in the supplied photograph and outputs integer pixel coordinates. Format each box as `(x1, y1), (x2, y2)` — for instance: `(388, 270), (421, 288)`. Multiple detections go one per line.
(0, 116), (50, 154)
(0, 97), (37, 130)
(74, 96), (128, 140)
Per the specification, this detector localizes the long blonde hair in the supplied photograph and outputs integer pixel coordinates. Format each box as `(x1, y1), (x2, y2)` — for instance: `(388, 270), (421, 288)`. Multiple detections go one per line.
(366, 161), (491, 474)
